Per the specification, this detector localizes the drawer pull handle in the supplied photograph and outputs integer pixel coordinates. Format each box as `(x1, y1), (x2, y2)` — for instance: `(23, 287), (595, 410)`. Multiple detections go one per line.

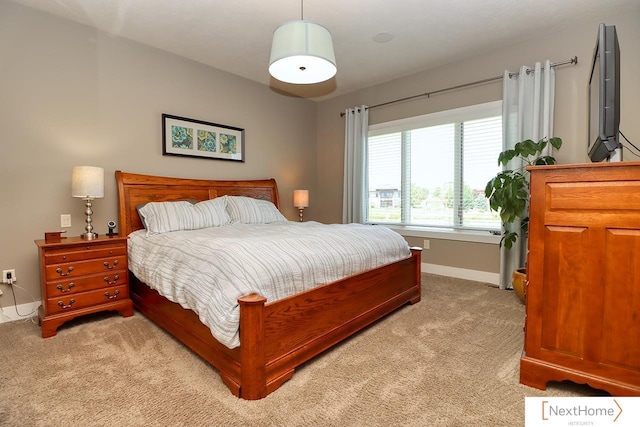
(103, 275), (120, 285)
(55, 267), (74, 276)
(103, 260), (119, 270)
(105, 290), (120, 300)
(56, 283), (75, 293)
(57, 299), (75, 309)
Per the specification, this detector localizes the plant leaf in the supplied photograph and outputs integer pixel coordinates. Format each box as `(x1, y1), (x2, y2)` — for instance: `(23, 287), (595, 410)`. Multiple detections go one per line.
(501, 231), (518, 249)
(534, 156), (557, 165)
(498, 150), (517, 166)
(549, 137), (563, 150)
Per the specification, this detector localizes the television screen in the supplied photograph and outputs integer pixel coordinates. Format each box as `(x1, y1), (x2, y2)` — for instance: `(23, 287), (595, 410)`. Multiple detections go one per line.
(588, 23), (620, 162)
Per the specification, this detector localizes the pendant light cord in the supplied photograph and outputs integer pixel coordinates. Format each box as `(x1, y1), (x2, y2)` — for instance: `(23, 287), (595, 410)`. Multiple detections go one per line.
(301, 0), (304, 20)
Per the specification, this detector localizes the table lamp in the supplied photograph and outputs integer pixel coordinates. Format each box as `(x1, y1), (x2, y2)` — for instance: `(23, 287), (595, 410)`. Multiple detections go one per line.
(72, 166), (104, 240)
(293, 189), (309, 222)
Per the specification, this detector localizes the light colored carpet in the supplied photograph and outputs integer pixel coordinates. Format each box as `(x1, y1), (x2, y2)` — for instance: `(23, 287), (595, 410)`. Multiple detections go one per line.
(0, 274), (603, 426)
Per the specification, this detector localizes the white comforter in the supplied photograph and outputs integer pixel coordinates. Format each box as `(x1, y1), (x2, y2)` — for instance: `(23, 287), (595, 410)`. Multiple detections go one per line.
(128, 221), (411, 348)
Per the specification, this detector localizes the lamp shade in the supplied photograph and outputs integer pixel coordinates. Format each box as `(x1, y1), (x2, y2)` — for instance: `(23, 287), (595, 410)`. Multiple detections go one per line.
(269, 20), (336, 84)
(72, 166), (104, 199)
(293, 189), (309, 208)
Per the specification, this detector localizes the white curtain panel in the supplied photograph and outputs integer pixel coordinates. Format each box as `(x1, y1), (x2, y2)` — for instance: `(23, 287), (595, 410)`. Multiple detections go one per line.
(500, 60), (555, 289)
(342, 105), (369, 224)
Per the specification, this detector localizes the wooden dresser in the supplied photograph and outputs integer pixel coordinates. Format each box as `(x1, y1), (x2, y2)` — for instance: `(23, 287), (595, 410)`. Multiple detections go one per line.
(35, 235), (134, 338)
(520, 161), (640, 396)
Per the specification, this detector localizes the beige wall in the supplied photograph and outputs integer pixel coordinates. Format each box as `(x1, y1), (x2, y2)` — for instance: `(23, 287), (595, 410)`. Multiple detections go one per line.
(315, 6), (640, 275)
(0, 1), (317, 307)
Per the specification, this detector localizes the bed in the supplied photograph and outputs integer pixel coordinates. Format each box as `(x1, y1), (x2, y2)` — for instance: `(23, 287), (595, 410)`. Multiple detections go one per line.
(116, 170), (422, 400)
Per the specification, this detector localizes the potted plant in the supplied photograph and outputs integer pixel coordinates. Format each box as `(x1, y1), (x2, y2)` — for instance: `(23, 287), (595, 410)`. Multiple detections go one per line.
(484, 136), (562, 301)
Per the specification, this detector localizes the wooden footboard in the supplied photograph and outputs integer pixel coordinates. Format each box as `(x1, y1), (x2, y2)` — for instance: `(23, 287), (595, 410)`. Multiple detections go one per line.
(130, 248), (421, 399)
(240, 247), (421, 399)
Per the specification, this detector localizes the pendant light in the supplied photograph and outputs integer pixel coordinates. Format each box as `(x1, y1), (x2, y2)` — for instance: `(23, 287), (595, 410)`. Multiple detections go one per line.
(269, 0), (336, 84)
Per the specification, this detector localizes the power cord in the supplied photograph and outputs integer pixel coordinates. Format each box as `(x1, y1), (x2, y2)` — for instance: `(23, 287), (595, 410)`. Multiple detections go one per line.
(2, 274), (40, 323)
(620, 130), (640, 157)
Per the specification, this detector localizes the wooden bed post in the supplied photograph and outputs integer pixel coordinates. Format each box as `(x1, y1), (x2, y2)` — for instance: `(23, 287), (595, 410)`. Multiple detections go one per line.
(238, 293), (268, 400)
(410, 247), (422, 304)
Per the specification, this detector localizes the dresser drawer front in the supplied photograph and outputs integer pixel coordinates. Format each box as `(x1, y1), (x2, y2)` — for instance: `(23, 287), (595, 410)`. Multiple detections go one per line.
(46, 285), (130, 315)
(45, 256), (128, 281)
(46, 271), (129, 296)
(44, 243), (127, 265)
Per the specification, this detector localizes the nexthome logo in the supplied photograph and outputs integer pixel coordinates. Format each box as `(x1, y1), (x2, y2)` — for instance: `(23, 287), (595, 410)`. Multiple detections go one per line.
(541, 399), (622, 421)
(525, 397), (639, 427)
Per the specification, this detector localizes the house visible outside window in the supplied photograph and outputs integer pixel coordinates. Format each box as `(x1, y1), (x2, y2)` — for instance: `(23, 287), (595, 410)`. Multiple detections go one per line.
(367, 101), (502, 232)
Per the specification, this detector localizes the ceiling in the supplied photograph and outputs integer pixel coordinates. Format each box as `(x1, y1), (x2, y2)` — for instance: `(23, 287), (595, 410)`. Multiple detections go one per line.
(8, 0), (638, 100)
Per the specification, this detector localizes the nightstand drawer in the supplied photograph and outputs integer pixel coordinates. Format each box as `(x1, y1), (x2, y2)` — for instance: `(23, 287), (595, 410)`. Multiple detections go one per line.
(46, 284), (129, 315)
(44, 255), (128, 281)
(44, 243), (127, 265)
(46, 271), (129, 296)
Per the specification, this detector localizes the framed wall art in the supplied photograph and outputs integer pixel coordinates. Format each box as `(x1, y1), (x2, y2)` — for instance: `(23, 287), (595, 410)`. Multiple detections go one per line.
(162, 114), (245, 162)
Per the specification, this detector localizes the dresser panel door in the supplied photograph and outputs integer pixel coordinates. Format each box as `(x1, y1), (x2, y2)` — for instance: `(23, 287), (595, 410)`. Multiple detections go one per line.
(539, 226), (592, 358)
(601, 228), (640, 372)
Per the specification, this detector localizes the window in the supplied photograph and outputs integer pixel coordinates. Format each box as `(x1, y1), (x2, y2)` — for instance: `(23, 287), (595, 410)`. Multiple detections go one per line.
(367, 101), (502, 231)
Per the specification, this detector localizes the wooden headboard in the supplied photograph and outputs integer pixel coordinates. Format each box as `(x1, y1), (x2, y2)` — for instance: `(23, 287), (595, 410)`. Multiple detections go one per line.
(115, 171), (280, 236)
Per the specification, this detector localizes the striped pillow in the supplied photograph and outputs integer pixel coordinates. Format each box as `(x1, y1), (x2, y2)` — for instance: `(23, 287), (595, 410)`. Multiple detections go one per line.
(225, 196), (288, 224)
(138, 198), (230, 235)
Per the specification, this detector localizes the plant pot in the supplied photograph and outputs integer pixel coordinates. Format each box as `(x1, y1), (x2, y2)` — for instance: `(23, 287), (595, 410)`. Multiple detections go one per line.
(512, 268), (526, 304)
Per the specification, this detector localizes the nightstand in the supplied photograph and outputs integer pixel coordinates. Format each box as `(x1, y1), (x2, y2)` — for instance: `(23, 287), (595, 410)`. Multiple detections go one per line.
(35, 235), (133, 338)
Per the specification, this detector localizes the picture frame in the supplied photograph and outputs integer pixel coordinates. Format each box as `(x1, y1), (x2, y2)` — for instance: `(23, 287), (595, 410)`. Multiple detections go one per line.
(162, 114), (245, 162)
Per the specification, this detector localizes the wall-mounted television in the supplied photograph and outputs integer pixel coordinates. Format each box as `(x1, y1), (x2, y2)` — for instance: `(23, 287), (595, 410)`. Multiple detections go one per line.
(588, 23), (620, 162)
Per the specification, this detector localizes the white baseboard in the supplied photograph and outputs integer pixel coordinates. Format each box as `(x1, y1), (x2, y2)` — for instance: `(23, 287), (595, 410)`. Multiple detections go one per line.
(0, 301), (41, 323)
(422, 263), (500, 286)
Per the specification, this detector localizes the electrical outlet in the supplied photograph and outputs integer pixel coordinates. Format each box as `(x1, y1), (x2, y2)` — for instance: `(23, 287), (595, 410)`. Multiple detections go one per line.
(61, 214), (72, 228)
(2, 269), (16, 284)
(423, 239), (430, 250)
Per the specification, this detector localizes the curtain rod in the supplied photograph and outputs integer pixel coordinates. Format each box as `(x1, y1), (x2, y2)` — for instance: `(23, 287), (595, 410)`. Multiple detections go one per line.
(339, 56), (578, 117)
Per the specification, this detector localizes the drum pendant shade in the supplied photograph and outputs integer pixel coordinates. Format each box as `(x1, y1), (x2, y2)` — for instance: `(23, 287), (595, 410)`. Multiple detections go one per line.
(269, 20), (336, 84)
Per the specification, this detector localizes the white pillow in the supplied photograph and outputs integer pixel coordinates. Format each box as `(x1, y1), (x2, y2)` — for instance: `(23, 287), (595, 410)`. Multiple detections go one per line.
(225, 196), (288, 224)
(138, 198), (229, 235)
(194, 198), (231, 227)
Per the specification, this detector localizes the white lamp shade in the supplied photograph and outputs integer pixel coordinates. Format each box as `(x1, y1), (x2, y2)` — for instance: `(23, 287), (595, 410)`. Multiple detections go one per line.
(269, 20), (336, 84)
(72, 166), (104, 199)
(293, 189), (309, 208)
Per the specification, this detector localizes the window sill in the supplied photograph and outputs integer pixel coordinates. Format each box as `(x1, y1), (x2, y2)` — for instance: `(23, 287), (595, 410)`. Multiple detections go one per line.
(386, 225), (501, 245)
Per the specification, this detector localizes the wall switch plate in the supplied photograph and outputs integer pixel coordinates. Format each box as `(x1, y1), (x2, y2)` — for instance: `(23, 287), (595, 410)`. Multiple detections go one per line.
(61, 214), (72, 228)
(423, 239), (430, 250)
(2, 269), (16, 284)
